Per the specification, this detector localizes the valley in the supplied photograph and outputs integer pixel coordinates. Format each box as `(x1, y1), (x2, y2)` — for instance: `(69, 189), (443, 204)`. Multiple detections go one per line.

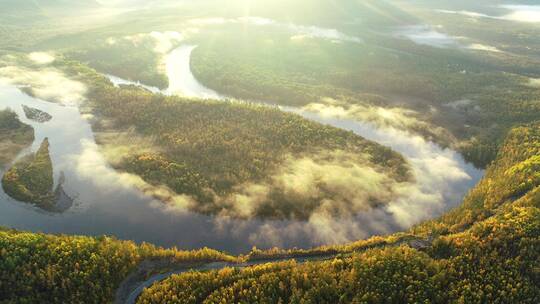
(0, 0), (538, 303)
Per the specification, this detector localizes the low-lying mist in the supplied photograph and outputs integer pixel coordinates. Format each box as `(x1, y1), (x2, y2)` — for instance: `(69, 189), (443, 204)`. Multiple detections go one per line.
(0, 24), (485, 249)
(99, 43), (483, 247)
(187, 16), (363, 43)
(0, 54), (86, 106)
(437, 5), (540, 23)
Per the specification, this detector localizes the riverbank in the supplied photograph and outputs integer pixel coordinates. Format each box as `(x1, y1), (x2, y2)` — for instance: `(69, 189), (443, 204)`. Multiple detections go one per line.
(0, 109), (34, 166)
(0, 46), (481, 253)
(2, 138), (54, 209)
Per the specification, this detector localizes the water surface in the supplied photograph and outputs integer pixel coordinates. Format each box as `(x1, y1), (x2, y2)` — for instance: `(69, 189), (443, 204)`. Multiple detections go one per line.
(0, 45), (483, 253)
(395, 25), (459, 48)
(165, 45), (222, 99)
(437, 5), (540, 23)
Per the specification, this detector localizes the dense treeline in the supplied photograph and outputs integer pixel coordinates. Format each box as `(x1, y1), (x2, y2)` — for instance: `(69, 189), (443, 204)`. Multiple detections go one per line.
(96, 86), (407, 218)
(0, 228), (236, 304)
(0, 5), (538, 303)
(137, 122), (540, 304)
(2, 138), (54, 209)
(0, 2), (538, 303)
(5, 0), (539, 169)
(0, 122), (538, 304)
(28, 6), (536, 168)
(190, 28), (540, 167)
(60, 24), (539, 167)
(0, 230), (140, 304)
(0, 109), (34, 165)
(414, 122), (540, 235)
(57, 59), (409, 219)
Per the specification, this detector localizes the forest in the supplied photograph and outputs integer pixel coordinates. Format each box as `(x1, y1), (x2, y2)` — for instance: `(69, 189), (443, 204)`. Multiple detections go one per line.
(55, 58), (409, 220)
(1, 138), (55, 210)
(0, 120), (536, 304)
(66, 37), (172, 89)
(0, 0), (538, 303)
(189, 28), (540, 168)
(0, 109), (34, 166)
(15, 0), (538, 169)
(136, 123), (540, 304)
(0, 228), (237, 304)
(65, 19), (540, 167)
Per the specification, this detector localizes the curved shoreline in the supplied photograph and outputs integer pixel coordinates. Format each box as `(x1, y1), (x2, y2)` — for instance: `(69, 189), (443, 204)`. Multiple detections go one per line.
(108, 44), (483, 240)
(117, 236), (432, 304)
(105, 44), (484, 302)
(0, 44), (484, 303)
(0, 44), (481, 254)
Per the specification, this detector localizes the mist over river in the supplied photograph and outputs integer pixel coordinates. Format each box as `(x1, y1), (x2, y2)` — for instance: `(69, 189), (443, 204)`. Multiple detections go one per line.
(0, 45), (483, 254)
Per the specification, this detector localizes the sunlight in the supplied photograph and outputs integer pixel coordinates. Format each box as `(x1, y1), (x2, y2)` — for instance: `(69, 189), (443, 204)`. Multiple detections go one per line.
(0, 1), (538, 302)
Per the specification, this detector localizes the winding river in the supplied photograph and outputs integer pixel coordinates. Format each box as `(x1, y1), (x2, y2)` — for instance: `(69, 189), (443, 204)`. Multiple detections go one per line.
(0, 45), (483, 254)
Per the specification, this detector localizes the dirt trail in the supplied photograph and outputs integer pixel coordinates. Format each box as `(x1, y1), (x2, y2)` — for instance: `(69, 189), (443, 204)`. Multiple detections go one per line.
(115, 236), (432, 304)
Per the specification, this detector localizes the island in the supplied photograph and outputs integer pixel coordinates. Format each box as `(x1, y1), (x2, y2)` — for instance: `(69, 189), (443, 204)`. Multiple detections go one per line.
(22, 105), (52, 123)
(0, 109), (34, 166)
(2, 138), (55, 210)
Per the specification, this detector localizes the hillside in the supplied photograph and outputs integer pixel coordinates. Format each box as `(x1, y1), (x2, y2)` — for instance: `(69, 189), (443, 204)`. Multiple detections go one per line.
(0, 229), (236, 303)
(188, 26), (540, 168)
(0, 122), (537, 304)
(78, 64), (410, 220)
(2, 138), (54, 210)
(0, 54), (410, 220)
(135, 122), (540, 303)
(0, 1), (538, 303)
(0, 0), (100, 13)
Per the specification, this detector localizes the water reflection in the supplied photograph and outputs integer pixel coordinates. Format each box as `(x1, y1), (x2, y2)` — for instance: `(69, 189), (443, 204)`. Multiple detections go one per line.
(109, 45), (483, 246)
(0, 44), (483, 254)
(165, 45), (222, 99)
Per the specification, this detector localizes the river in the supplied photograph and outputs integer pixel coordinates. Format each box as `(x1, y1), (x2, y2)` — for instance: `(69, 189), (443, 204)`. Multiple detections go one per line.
(0, 45), (483, 254)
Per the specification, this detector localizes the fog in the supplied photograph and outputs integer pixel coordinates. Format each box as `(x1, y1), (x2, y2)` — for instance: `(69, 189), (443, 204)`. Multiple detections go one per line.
(0, 55), (86, 106)
(165, 46), (222, 98)
(187, 16), (362, 43)
(529, 78), (540, 88)
(216, 149), (397, 220)
(130, 45), (482, 246)
(285, 108), (482, 242)
(3, 0), (519, 251)
(467, 43), (502, 53)
(395, 25), (459, 48)
(101, 44), (484, 247)
(122, 31), (184, 54)
(437, 5), (540, 23)
(28, 52), (56, 65)
(302, 98), (453, 143)
(395, 24), (505, 54)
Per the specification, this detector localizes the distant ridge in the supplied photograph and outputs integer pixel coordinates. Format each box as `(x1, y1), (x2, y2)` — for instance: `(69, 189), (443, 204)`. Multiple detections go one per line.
(0, 0), (101, 25)
(0, 0), (100, 14)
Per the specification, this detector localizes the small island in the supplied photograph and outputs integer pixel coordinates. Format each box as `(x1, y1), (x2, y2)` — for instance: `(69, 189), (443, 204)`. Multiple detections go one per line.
(2, 138), (55, 210)
(0, 109), (34, 166)
(22, 105), (52, 123)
